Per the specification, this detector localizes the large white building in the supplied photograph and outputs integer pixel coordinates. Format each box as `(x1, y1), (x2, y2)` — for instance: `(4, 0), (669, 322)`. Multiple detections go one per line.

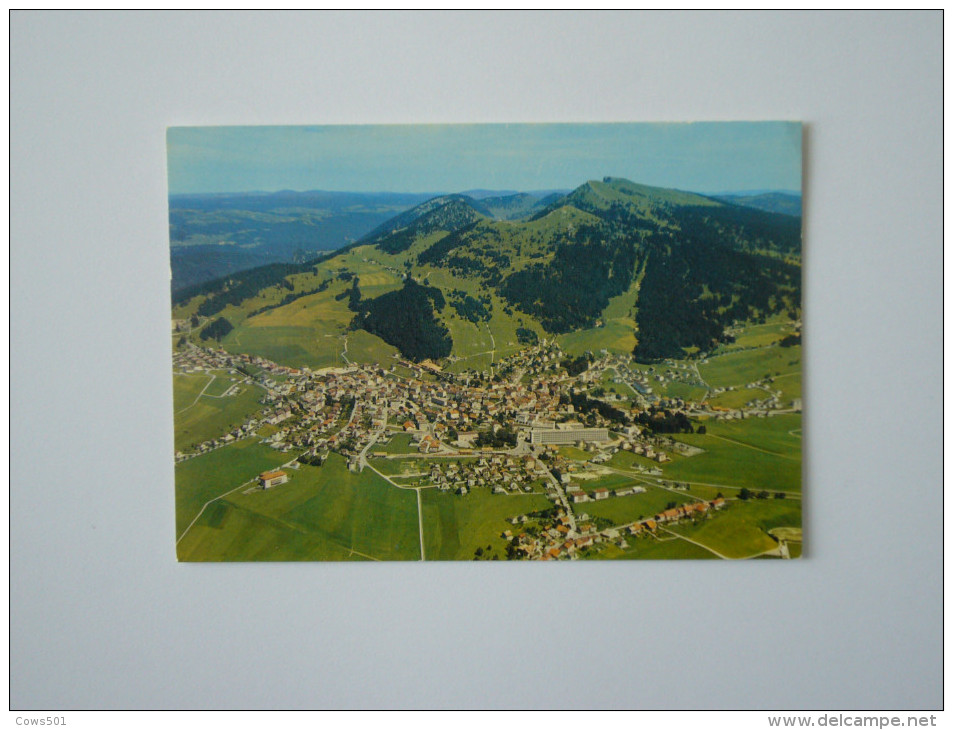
(530, 427), (610, 445)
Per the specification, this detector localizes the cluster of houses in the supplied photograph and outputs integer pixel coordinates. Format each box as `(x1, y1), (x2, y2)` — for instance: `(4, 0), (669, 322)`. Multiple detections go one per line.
(568, 484), (646, 504)
(172, 345), (234, 374)
(502, 496), (729, 560)
(376, 453), (548, 494)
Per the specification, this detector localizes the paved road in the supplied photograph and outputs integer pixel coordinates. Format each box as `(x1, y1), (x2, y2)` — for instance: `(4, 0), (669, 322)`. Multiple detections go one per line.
(539, 461), (577, 533)
(357, 405), (388, 471)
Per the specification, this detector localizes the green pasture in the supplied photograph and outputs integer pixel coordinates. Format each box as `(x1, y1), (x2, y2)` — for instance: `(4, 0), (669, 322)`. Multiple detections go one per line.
(378, 433), (417, 454)
(175, 438), (289, 537)
(667, 498), (801, 559)
(225, 326), (345, 370)
(592, 535), (719, 560)
(557, 445), (591, 461)
(771, 371), (802, 403)
(659, 380), (709, 402)
(558, 321), (638, 358)
(572, 471), (638, 493)
(369, 457), (426, 477)
(699, 345), (801, 389)
(224, 455), (420, 561)
(577, 486), (693, 526)
(663, 430), (801, 493)
(176, 502), (360, 562)
(421, 488), (551, 561)
(446, 352), (494, 375)
(202, 373), (240, 397)
(606, 451), (666, 471)
(346, 329), (399, 366)
(717, 322), (794, 352)
(173, 380), (266, 452)
(705, 413), (802, 455)
(172, 373), (212, 412)
(558, 275), (642, 356)
(708, 387), (769, 410)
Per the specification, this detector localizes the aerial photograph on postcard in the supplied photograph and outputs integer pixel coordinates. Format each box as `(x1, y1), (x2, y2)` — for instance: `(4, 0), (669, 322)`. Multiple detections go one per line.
(169, 122), (803, 562)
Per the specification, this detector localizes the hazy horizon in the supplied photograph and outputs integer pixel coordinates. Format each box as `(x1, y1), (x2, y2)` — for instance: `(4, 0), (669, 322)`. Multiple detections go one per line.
(167, 122), (802, 197)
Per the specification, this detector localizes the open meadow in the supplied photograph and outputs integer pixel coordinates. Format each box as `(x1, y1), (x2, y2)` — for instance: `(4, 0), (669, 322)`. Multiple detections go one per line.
(420, 489), (551, 561)
(177, 454), (421, 561)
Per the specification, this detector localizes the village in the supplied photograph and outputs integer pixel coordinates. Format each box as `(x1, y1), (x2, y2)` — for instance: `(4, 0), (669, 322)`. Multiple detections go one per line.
(173, 338), (789, 560)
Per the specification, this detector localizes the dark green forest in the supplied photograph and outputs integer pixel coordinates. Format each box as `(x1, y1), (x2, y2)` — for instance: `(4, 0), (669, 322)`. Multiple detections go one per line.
(352, 279), (453, 361)
(500, 224), (640, 333)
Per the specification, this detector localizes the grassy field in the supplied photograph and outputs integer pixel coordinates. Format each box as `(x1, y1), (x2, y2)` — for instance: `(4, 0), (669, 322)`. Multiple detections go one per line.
(345, 329), (399, 365)
(445, 352), (494, 375)
(591, 535), (719, 560)
(666, 498), (801, 559)
(378, 433), (417, 454)
(370, 457), (428, 477)
(421, 488), (551, 561)
(173, 379), (266, 452)
(416, 263), (546, 367)
(178, 454), (421, 561)
(207, 276), (356, 369)
(771, 371), (802, 403)
(225, 455), (420, 561)
(578, 486), (694, 526)
(558, 321), (637, 358)
(226, 326), (346, 370)
(663, 431), (800, 493)
(176, 502), (360, 562)
(660, 380), (709, 402)
(557, 445), (592, 461)
(572, 471), (639, 493)
(699, 345), (801, 388)
(705, 413), (802, 455)
(708, 387), (770, 409)
(717, 321), (794, 352)
(202, 373), (241, 397)
(598, 370), (637, 399)
(659, 414), (801, 493)
(606, 450), (666, 471)
(172, 372), (213, 412)
(443, 315), (492, 362)
(175, 438), (290, 537)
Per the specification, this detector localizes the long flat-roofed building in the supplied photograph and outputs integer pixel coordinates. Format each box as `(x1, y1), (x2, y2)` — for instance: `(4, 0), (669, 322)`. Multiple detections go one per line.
(530, 427), (610, 445)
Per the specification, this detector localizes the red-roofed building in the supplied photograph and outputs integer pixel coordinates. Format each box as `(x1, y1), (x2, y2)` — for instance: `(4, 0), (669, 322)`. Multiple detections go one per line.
(259, 470), (288, 489)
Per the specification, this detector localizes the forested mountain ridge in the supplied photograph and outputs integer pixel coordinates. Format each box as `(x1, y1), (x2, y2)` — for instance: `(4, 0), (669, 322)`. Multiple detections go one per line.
(172, 178), (801, 365)
(360, 197), (490, 255)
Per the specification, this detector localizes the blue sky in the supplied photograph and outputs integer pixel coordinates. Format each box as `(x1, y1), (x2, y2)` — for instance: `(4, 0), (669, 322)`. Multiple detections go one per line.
(167, 122), (801, 196)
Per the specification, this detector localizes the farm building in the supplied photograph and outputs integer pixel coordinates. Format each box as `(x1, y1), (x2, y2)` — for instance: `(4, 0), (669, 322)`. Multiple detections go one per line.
(259, 470), (289, 489)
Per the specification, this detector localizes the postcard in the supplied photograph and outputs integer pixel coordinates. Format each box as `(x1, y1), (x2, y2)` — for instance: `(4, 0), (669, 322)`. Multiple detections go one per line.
(169, 122), (802, 561)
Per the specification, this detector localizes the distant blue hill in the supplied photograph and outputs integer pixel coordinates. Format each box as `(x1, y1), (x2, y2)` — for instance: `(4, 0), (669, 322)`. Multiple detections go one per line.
(168, 190), (434, 291)
(713, 191), (802, 217)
